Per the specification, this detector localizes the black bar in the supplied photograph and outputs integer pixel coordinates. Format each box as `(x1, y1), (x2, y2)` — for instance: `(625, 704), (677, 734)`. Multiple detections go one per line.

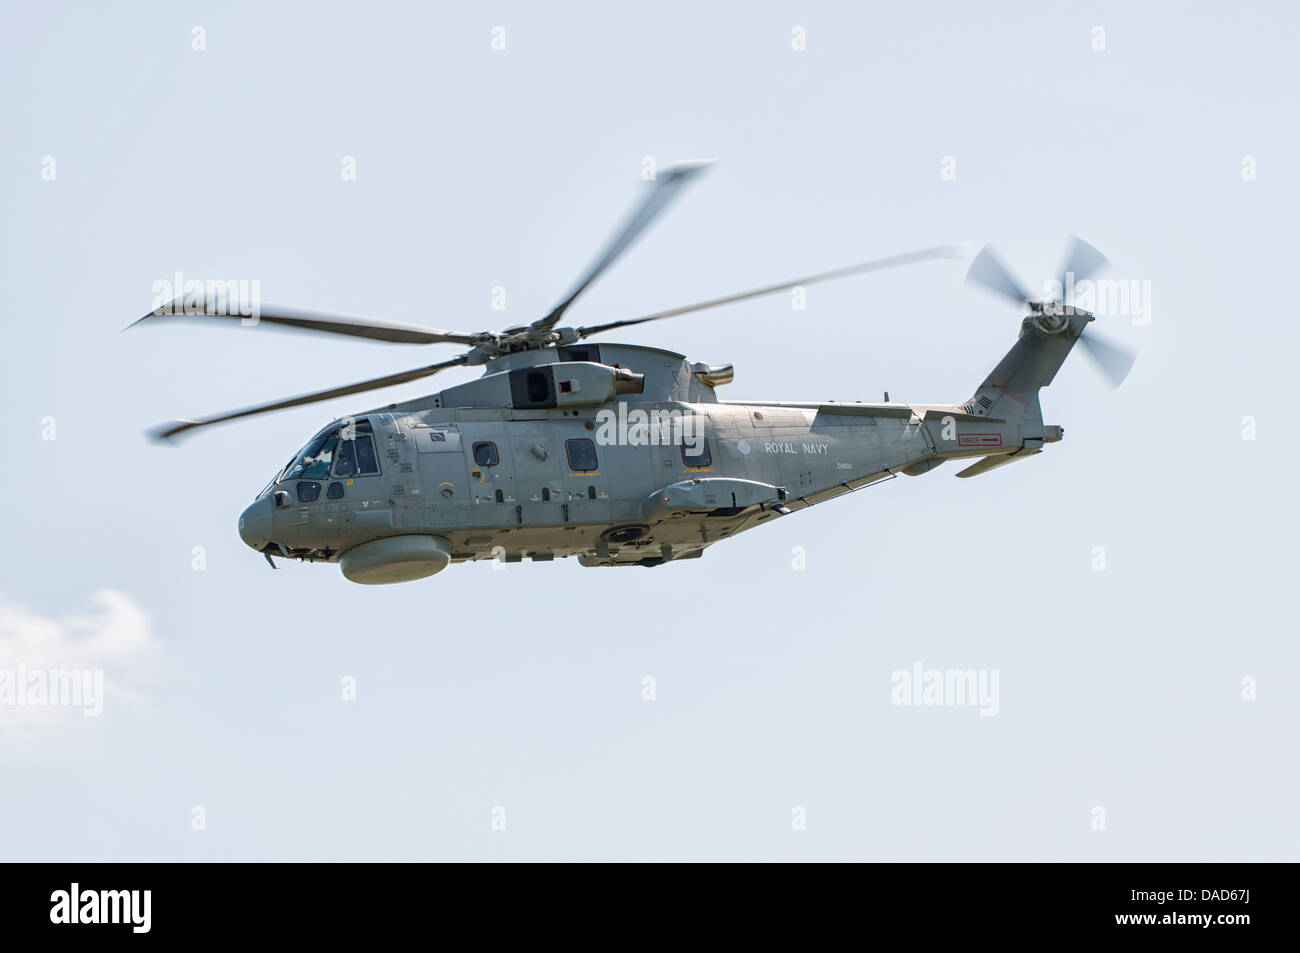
(0, 862), (1280, 940)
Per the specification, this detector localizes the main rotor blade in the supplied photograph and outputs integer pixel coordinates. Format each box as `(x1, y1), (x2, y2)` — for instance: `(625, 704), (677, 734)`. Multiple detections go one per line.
(576, 245), (964, 339)
(129, 300), (482, 346)
(1057, 235), (1109, 304)
(965, 243), (1035, 307)
(150, 356), (469, 442)
(532, 159), (715, 332)
(1078, 328), (1135, 389)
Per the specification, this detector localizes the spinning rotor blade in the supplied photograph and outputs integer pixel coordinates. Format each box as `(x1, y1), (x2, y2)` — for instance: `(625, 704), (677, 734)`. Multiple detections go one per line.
(1060, 236), (1131, 386)
(1056, 235), (1109, 303)
(576, 245), (963, 339)
(965, 243), (1035, 307)
(1078, 328), (1136, 389)
(129, 301), (482, 346)
(532, 159), (715, 332)
(963, 235), (1134, 388)
(150, 356), (469, 442)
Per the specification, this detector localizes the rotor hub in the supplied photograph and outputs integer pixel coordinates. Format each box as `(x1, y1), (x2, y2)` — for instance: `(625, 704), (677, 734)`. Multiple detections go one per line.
(1031, 306), (1070, 335)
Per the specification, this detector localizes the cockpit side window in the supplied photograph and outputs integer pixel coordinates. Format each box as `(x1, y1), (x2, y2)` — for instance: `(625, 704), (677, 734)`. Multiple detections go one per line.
(333, 419), (380, 477)
(334, 435), (379, 477)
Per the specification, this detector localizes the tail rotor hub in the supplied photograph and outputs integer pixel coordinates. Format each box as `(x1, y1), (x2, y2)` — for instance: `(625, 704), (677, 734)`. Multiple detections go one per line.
(1031, 306), (1070, 335)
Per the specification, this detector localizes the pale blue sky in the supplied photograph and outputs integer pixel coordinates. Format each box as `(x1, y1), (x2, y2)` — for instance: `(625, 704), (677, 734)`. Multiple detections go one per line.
(2, 0), (1296, 860)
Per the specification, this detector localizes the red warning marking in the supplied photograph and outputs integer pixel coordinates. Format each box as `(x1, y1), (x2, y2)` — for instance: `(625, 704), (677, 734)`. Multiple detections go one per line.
(958, 433), (1002, 447)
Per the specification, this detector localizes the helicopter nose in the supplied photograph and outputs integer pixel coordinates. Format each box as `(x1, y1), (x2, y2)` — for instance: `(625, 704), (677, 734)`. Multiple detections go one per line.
(237, 496), (274, 551)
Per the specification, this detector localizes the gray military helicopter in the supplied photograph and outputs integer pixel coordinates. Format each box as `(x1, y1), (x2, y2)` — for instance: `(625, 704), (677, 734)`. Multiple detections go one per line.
(133, 161), (1134, 583)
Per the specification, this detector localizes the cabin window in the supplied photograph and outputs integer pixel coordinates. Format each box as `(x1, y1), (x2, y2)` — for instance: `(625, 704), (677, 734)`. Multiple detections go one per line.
(681, 437), (712, 469)
(327, 482), (344, 500)
(296, 481), (321, 503)
(473, 442), (499, 467)
(566, 438), (598, 472)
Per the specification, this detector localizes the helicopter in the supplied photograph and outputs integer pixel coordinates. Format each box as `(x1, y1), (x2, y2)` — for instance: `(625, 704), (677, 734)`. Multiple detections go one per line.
(132, 160), (1135, 584)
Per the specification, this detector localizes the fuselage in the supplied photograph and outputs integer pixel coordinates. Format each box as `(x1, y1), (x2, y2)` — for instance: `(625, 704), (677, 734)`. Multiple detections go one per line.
(237, 341), (1045, 577)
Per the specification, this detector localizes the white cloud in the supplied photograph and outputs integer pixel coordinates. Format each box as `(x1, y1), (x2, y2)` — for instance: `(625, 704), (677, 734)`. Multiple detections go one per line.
(0, 590), (156, 738)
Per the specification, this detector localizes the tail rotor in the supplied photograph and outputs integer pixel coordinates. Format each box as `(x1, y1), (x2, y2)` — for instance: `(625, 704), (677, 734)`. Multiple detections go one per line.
(965, 236), (1136, 389)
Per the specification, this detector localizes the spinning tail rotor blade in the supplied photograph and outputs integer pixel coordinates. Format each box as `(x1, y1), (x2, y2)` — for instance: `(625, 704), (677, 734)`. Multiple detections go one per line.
(1078, 328), (1136, 389)
(532, 159), (715, 332)
(149, 356), (469, 442)
(964, 236), (1135, 388)
(965, 243), (1035, 307)
(128, 301), (483, 346)
(577, 245), (964, 339)
(1056, 236), (1109, 305)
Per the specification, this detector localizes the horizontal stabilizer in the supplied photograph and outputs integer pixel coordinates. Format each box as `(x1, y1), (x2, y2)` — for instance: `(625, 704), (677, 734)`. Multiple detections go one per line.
(954, 448), (1042, 479)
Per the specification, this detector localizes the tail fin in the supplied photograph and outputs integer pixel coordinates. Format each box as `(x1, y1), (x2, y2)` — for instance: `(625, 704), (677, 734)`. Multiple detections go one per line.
(964, 311), (1088, 429)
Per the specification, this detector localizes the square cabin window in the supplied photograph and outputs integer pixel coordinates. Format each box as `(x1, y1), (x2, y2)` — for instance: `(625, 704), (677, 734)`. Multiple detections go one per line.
(473, 442), (499, 467)
(680, 437), (712, 469)
(565, 438), (598, 473)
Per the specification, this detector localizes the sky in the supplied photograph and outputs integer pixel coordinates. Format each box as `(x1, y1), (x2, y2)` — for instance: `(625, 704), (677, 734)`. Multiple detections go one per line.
(1, 0), (1296, 860)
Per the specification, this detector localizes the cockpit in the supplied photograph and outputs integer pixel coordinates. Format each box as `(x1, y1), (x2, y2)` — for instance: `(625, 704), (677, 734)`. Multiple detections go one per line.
(276, 417), (381, 486)
(242, 417), (386, 559)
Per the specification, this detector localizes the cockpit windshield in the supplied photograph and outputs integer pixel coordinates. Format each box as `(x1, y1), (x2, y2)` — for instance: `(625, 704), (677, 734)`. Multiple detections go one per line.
(284, 432), (338, 480)
(279, 418), (380, 484)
